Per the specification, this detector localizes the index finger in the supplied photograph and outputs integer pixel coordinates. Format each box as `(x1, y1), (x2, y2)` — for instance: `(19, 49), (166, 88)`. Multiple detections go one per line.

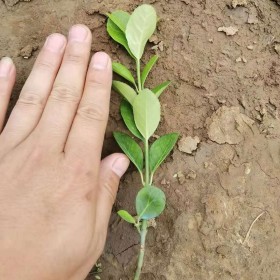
(64, 52), (112, 166)
(0, 57), (15, 132)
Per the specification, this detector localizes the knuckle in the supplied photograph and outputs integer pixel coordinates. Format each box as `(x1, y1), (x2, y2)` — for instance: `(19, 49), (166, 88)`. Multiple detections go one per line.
(69, 158), (94, 178)
(65, 53), (84, 65)
(86, 75), (109, 93)
(35, 58), (55, 72)
(64, 44), (86, 65)
(17, 91), (44, 107)
(87, 76), (105, 89)
(51, 84), (80, 103)
(77, 104), (108, 122)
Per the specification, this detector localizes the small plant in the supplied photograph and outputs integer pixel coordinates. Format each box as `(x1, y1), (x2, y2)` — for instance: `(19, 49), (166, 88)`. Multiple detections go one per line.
(107, 5), (179, 280)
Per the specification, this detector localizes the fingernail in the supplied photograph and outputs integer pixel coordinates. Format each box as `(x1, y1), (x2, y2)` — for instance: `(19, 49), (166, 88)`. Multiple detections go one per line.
(69, 25), (88, 42)
(112, 156), (130, 177)
(92, 52), (109, 70)
(44, 34), (66, 53)
(0, 57), (13, 78)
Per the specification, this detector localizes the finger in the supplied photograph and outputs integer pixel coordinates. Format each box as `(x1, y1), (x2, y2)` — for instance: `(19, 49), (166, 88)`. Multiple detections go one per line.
(1, 34), (66, 149)
(64, 52), (112, 165)
(35, 24), (92, 152)
(95, 154), (130, 235)
(0, 57), (15, 132)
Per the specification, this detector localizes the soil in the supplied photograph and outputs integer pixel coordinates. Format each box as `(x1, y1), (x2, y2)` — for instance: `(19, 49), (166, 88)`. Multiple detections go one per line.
(1, 0), (280, 279)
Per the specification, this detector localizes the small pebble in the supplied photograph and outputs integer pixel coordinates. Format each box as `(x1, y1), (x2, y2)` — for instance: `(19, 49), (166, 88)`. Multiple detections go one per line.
(187, 171), (197, 180)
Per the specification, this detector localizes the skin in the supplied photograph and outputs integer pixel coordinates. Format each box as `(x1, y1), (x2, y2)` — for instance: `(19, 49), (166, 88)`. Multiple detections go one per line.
(0, 24), (130, 280)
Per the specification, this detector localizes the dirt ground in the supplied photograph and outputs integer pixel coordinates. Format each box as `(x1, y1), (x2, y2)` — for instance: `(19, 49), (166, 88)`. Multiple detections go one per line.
(1, 0), (280, 279)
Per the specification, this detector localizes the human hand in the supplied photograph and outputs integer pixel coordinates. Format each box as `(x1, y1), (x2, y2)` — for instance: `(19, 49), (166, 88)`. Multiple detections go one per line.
(0, 25), (129, 280)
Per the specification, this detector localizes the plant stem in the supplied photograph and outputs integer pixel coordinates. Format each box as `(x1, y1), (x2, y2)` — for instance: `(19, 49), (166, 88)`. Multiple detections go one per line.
(134, 220), (148, 280)
(134, 82), (139, 93)
(149, 172), (154, 186)
(136, 59), (142, 91)
(144, 139), (149, 185)
(134, 59), (149, 280)
(134, 140), (150, 279)
(140, 172), (145, 186)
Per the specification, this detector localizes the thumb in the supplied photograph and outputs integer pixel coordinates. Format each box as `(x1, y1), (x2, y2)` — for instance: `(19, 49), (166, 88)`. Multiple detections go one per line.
(95, 153), (130, 232)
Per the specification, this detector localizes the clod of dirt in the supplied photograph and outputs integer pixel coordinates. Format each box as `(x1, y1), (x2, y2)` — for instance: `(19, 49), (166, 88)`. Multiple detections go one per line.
(149, 35), (160, 44)
(160, 178), (170, 186)
(181, 0), (190, 5)
(147, 218), (157, 228)
(4, 0), (31, 7)
(274, 44), (280, 55)
(158, 41), (164, 51)
(219, 164), (248, 197)
(151, 41), (164, 52)
(186, 170), (197, 180)
(19, 44), (38, 59)
(200, 194), (232, 235)
(178, 136), (200, 154)
(231, 0), (247, 8)
(206, 106), (254, 144)
(218, 26), (239, 36)
(247, 13), (259, 24)
(265, 62), (280, 86)
(216, 245), (232, 257)
(176, 171), (186, 185)
(217, 98), (226, 104)
(236, 56), (247, 63)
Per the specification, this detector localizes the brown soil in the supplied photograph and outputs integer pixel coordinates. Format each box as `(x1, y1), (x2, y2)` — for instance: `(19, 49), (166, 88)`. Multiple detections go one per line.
(1, 0), (280, 279)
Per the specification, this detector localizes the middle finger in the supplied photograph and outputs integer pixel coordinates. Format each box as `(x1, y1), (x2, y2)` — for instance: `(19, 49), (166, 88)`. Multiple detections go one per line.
(34, 24), (92, 152)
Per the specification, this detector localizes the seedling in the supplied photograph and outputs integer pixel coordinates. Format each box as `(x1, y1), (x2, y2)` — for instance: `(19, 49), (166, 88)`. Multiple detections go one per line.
(107, 5), (178, 280)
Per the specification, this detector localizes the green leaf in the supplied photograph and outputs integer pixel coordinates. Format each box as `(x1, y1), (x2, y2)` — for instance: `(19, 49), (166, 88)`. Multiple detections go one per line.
(141, 55), (159, 88)
(120, 100), (143, 140)
(136, 186), (166, 220)
(133, 89), (161, 140)
(152, 81), (171, 97)
(118, 210), (135, 224)
(114, 132), (143, 172)
(112, 81), (137, 105)
(150, 133), (179, 174)
(107, 18), (132, 56)
(108, 11), (130, 32)
(126, 4), (157, 60)
(112, 62), (136, 85)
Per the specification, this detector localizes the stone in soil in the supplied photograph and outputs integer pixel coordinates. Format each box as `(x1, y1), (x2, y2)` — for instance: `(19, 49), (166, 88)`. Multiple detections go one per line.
(218, 26), (239, 36)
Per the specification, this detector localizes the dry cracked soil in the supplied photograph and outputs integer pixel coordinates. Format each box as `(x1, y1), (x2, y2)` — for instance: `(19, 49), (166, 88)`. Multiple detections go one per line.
(1, 0), (280, 279)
